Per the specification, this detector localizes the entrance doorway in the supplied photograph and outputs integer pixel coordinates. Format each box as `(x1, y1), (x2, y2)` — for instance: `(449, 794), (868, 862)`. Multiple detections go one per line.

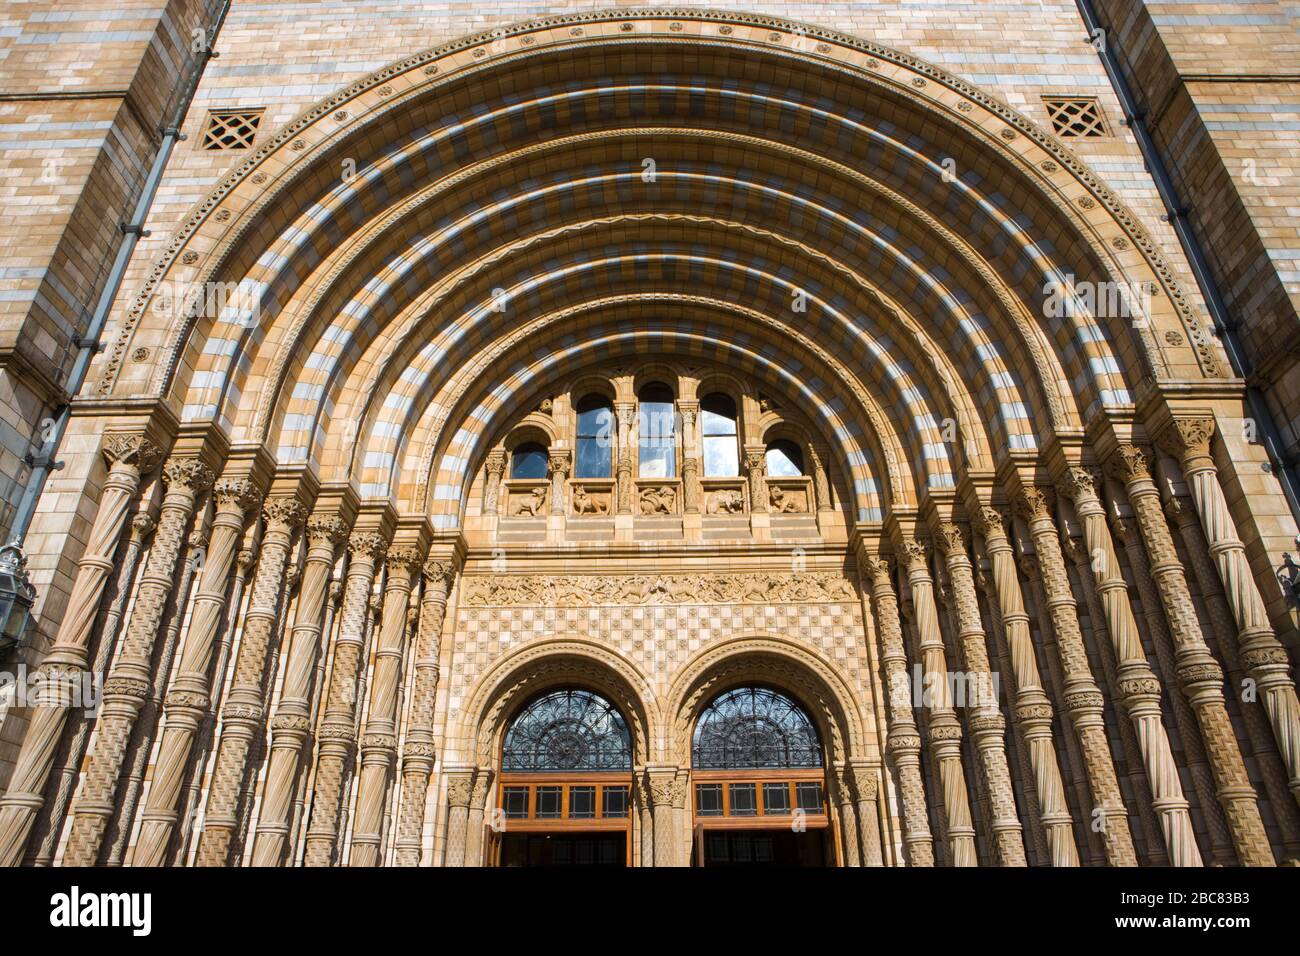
(698, 829), (827, 867)
(490, 689), (635, 867)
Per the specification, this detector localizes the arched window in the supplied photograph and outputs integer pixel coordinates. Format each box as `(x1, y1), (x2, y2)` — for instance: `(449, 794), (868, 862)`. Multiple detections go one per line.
(701, 392), (739, 477)
(502, 689), (633, 772)
(637, 382), (676, 478)
(575, 394), (614, 479)
(765, 439), (805, 477)
(693, 687), (822, 769)
(510, 442), (549, 480)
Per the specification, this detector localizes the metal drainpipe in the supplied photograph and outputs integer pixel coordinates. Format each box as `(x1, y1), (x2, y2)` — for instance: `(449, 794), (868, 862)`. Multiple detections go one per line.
(1075, 0), (1300, 525)
(7, 2), (231, 551)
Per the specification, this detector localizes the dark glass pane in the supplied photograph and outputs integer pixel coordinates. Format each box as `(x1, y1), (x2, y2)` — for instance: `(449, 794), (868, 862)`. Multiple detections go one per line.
(575, 436), (612, 479)
(510, 442), (548, 479)
(762, 782), (791, 815)
(703, 434), (739, 477)
(501, 689), (633, 772)
(729, 783), (757, 816)
(796, 782), (824, 812)
(602, 786), (629, 818)
(766, 439), (804, 477)
(700, 393), (737, 436)
(638, 384), (675, 478)
(502, 786), (530, 819)
(536, 786), (563, 818)
(692, 687), (823, 770)
(695, 784), (724, 816)
(576, 397), (613, 438)
(569, 786), (596, 818)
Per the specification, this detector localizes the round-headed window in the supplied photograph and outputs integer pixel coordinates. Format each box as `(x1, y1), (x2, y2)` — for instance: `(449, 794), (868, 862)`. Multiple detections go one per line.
(692, 686), (823, 770)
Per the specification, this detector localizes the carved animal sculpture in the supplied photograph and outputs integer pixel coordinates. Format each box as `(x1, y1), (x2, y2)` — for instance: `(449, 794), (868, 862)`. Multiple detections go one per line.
(707, 489), (745, 514)
(639, 486), (675, 515)
(769, 484), (803, 513)
(513, 486), (547, 516)
(571, 484), (607, 515)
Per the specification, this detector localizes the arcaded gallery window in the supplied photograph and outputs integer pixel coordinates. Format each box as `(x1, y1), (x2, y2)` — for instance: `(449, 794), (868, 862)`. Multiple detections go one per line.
(575, 394), (614, 479)
(493, 689), (634, 867)
(690, 687), (833, 866)
(637, 382), (676, 478)
(765, 439), (804, 477)
(701, 392), (740, 477)
(510, 441), (549, 479)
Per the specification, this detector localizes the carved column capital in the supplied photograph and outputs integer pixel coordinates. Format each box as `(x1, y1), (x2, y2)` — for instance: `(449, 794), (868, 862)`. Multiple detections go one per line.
(305, 513), (350, 549)
(1058, 465), (1102, 503)
(899, 538), (929, 571)
(445, 772), (474, 809)
(163, 457), (215, 495)
(935, 521), (967, 557)
(547, 448), (572, 477)
(1156, 415), (1216, 463)
(1107, 444), (1153, 484)
(212, 477), (261, 514)
(1014, 486), (1054, 522)
(262, 497), (307, 534)
(972, 506), (1008, 540)
(102, 432), (163, 472)
(484, 450), (507, 477)
(385, 546), (424, 577)
(857, 550), (892, 584)
(348, 531), (389, 561)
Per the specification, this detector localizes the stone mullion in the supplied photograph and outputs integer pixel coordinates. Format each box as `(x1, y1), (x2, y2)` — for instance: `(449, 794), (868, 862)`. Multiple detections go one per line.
(1108, 512), (1236, 865)
(1109, 447), (1272, 866)
(973, 508), (1077, 866)
(63, 456), (213, 866)
(194, 497), (306, 866)
(394, 557), (456, 866)
(1054, 476), (1200, 866)
(249, 514), (349, 866)
(900, 539), (977, 866)
(27, 510), (156, 867)
(482, 451), (505, 516)
(1016, 488), (1139, 865)
(131, 479), (261, 867)
(349, 546), (423, 866)
(107, 522), (208, 866)
(857, 550), (934, 866)
(615, 403), (635, 514)
(0, 434), (162, 866)
(1166, 494), (1300, 854)
(1056, 539), (1165, 865)
(302, 531), (387, 867)
(936, 522), (1027, 866)
(1159, 417), (1300, 808)
(744, 447), (767, 513)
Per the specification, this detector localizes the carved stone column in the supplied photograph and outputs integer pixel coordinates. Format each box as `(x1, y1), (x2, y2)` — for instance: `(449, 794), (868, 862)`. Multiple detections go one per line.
(463, 768), (494, 867)
(1016, 487), (1138, 865)
(682, 457), (701, 514)
(0, 433), (163, 866)
(1158, 416), (1300, 806)
(194, 496), (307, 866)
(899, 538), (976, 865)
(1108, 445), (1272, 865)
(1166, 493), (1300, 855)
(482, 450), (506, 516)
(846, 763), (885, 866)
(635, 773), (654, 867)
(441, 769), (474, 866)
(972, 507), (1078, 866)
(548, 449), (570, 516)
(27, 508), (156, 866)
(63, 456), (213, 865)
(744, 446), (767, 513)
(857, 549), (934, 866)
(615, 403), (635, 514)
(831, 765), (861, 866)
(302, 530), (388, 866)
(1054, 473), (1200, 865)
(132, 478), (262, 866)
(935, 522), (1027, 866)
(394, 555), (458, 866)
(808, 444), (833, 512)
(349, 545), (423, 866)
(248, 513), (350, 866)
(647, 767), (681, 867)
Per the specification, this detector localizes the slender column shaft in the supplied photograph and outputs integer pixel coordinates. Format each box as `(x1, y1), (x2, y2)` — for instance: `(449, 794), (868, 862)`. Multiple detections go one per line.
(848, 763), (884, 866)
(195, 497), (306, 866)
(809, 444), (833, 512)
(302, 531), (387, 866)
(834, 766), (861, 867)
(636, 775), (654, 866)
(482, 451), (505, 516)
(1056, 472), (1200, 866)
(744, 447), (767, 513)
(462, 769), (493, 867)
(973, 507), (1078, 866)
(1016, 487), (1138, 865)
(132, 478), (261, 866)
(936, 522), (1027, 866)
(248, 514), (349, 866)
(1166, 492), (1300, 854)
(441, 770), (473, 867)
(348, 546), (422, 866)
(27, 509), (155, 866)
(1109, 446), (1272, 865)
(647, 769), (680, 867)
(899, 539), (976, 865)
(857, 549), (934, 866)
(1159, 417), (1300, 805)
(63, 457), (212, 865)
(393, 557), (457, 866)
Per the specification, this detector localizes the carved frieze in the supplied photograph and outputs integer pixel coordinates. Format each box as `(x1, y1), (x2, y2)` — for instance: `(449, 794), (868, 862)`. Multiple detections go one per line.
(460, 571), (856, 606)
